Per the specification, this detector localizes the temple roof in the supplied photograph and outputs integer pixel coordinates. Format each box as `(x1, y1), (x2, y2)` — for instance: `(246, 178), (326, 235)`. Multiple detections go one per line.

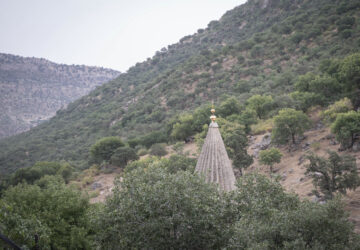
(195, 120), (236, 191)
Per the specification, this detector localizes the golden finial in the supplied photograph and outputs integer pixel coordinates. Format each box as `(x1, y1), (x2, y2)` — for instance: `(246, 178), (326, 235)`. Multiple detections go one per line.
(210, 104), (216, 123)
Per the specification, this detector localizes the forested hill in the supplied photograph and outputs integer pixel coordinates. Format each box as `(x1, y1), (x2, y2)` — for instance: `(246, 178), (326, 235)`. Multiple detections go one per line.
(1, 0), (360, 174)
(0, 53), (120, 139)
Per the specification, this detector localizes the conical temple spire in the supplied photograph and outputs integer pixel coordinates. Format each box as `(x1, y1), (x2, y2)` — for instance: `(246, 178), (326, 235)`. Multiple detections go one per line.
(195, 108), (236, 191)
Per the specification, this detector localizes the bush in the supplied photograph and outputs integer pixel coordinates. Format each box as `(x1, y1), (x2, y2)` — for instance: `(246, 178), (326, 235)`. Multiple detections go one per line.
(322, 97), (353, 123)
(110, 147), (139, 168)
(90, 137), (124, 163)
(149, 143), (168, 157)
(331, 111), (360, 149)
(290, 91), (324, 112)
(10, 162), (73, 186)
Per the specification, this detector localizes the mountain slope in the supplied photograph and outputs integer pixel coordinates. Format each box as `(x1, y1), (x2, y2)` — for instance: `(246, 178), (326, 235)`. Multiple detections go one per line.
(1, 0), (360, 174)
(0, 53), (120, 139)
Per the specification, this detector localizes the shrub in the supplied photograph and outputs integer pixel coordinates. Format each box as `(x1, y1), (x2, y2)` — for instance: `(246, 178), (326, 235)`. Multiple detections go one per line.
(90, 137), (124, 163)
(110, 147), (139, 168)
(322, 97), (353, 123)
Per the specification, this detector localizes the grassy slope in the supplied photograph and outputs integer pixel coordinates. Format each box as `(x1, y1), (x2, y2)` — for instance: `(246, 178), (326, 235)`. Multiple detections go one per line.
(1, 0), (360, 174)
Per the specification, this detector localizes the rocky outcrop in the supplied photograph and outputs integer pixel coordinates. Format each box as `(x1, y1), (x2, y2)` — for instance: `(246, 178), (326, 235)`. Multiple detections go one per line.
(0, 53), (120, 139)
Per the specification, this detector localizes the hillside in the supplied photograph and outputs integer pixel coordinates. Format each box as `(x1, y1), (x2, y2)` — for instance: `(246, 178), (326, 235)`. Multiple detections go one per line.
(1, 0), (360, 174)
(0, 53), (119, 139)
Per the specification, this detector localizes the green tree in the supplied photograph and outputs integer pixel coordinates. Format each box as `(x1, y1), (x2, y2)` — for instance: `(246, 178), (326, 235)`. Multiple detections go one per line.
(238, 108), (257, 134)
(10, 161), (73, 186)
(149, 143), (168, 157)
(96, 166), (232, 249)
(290, 91), (323, 112)
(246, 94), (274, 119)
(224, 128), (253, 176)
(259, 148), (282, 173)
(229, 173), (360, 249)
(0, 176), (92, 249)
(157, 155), (196, 174)
(339, 53), (360, 108)
(110, 147), (139, 168)
(272, 108), (312, 144)
(306, 151), (360, 199)
(322, 97), (353, 124)
(331, 111), (360, 148)
(294, 72), (316, 92)
(90, 137), (124, 163)
(171, 114), (194, 141)
(218, 96), (242, 117)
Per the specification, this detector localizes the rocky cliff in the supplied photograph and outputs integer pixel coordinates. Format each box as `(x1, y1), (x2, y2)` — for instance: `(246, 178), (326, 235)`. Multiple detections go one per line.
(0, 53), (119, 139)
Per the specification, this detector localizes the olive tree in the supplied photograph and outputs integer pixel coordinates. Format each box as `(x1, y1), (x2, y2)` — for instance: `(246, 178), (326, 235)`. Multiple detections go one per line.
(246, 94), (274, 119)
(90, 137), (124, 163)
(259, 147), (282, 173)
(110, 147), (138, 168)
(306, 151), (360, 199)
(272, 108), (311, 144)
(331, 111), (360, 149)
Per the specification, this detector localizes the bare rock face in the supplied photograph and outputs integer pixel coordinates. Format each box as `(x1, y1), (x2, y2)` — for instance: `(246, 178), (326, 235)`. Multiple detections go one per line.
(0, 53), (120, 139)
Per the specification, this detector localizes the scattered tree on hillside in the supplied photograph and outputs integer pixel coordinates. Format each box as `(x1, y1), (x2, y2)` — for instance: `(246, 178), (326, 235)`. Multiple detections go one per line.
(218, 118), (253, 175)
(272, 108), (312, 145)
(224, 128), (253, 176)
(259, 148), (282, 173)
(322, 97), (353, 124)
(90, 137), (124, 163)
(331, 111), (360, 149)
(246, 94), (274, 119)
(110, 147), (139, 168)
(171, 114), (194, 141)
(306, 151), (360, 199)
(339, 53), (360, 108)
(218, 97), (242, 117)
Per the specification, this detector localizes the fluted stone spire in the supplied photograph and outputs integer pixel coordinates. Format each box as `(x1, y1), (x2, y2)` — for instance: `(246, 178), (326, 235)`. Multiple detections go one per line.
(195, 108), (236, 191)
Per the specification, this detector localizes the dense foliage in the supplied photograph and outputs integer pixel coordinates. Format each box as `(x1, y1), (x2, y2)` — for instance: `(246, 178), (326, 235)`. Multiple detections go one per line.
(306, 151), (360, 199)
(0, 176), (93, 249)
(94, 166), (360, 249)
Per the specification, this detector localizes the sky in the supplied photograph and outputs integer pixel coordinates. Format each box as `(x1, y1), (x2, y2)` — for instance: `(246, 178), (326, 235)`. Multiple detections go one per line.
(0, 0), (247, 72)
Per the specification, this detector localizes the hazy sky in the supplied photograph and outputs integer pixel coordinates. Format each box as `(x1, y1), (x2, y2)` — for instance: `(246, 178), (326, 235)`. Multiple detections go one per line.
(0, 0), (246, 72)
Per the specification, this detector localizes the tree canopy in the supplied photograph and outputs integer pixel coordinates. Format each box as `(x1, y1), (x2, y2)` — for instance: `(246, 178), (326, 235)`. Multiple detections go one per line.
(272, 108), (312, 144)
(306, 151), (360, 199)
(259, 147), (282, 173)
